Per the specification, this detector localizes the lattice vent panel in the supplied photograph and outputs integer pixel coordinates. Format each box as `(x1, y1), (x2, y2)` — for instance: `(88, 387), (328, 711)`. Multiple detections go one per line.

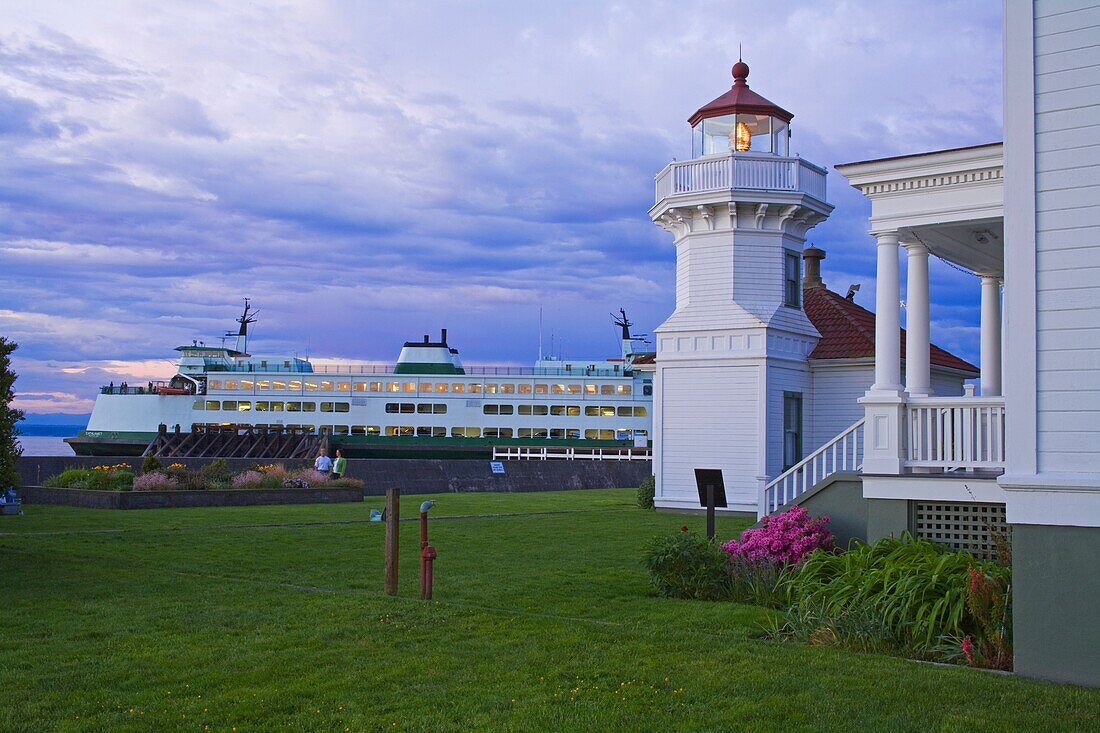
(913, 502), (1008, 561)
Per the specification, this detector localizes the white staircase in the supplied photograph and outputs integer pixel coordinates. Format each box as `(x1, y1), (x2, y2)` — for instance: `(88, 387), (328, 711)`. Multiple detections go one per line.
(760, 418), (864, 518)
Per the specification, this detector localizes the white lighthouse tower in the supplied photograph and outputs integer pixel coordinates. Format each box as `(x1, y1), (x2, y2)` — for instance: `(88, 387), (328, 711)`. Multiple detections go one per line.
(648, 60), (833, 513)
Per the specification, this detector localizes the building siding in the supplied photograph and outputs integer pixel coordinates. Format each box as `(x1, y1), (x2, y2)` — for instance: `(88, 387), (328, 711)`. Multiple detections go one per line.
(1034, 0), (1100, 474)
(656, 364), (759, 510)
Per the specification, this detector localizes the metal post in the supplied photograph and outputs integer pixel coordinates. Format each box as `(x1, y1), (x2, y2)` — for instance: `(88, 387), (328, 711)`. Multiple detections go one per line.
(419, 510), (436, 600)
(706, 484), (716, 540)
(384, 488), (399, 596)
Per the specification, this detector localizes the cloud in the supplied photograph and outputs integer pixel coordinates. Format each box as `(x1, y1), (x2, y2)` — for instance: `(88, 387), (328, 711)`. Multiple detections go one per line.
(0, 0), (1001, 408)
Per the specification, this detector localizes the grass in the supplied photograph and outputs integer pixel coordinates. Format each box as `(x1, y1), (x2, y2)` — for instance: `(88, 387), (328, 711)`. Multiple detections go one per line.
(1, 489), (1097, 732)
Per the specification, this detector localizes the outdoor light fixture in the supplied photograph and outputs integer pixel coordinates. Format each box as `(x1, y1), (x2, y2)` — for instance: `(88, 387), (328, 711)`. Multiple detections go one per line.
(420, 500), (435, 513)
(732, 121), (752, 151)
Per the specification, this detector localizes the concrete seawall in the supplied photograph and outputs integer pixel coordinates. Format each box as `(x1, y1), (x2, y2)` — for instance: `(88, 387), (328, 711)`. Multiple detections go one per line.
(17, 456), (652, 496)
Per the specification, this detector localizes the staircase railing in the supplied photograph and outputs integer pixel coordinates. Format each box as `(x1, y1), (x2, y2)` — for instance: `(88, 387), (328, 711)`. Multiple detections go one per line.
(760, 418), (865, 518)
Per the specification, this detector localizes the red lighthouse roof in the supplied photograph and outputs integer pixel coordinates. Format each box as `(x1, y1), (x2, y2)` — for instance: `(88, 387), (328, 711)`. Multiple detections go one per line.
(688, 60), (794, 127)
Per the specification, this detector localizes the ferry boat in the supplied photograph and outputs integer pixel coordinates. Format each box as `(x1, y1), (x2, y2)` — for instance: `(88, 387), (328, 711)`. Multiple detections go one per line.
(67, 302), (654, 458)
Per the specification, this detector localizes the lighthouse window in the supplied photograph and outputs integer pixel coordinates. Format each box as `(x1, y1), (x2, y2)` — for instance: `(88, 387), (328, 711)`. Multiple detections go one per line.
(783, 392), (803, 470)
(784, 252), (802, 308)
(534, 384), (548, 395)
(617, 385), (632, 395)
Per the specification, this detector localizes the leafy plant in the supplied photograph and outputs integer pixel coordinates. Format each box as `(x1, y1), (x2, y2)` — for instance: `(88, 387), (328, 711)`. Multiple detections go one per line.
(200, 459), (232, 486)
(774, 534), (1009, 663)
(960, 566), (1012, 670)
(231, 470), (266, 489)
(723, 506), (834, 566)
(643, 529), (732, 600)
(726, 554), (785, 608)
(637, 475), (655, 510)
(44, 468), (91, 489)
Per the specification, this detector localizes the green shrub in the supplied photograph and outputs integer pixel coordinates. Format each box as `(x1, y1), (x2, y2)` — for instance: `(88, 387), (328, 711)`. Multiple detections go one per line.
(643, 529), (731, 600)
(87, 469), (133, 491)
(773, 534), (1010, 660)
(200, 459), (232, 486)
(637, 475), (655, 510)
(44, 468), (91, 488)
(140, 454), (163, 474)
(328, 477), (364, 489)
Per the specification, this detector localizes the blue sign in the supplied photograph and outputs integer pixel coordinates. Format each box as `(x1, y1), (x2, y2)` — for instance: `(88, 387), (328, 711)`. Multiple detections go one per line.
(489, 461), (505, 474)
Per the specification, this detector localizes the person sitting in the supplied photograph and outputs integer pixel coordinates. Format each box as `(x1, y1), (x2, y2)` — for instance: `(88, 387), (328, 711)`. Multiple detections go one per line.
(331, 449), (346, 480)
(314, 448), (333, 474)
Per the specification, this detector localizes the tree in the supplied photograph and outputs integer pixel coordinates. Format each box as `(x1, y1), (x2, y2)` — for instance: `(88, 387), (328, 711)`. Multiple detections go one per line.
(0, 337), (23, 488)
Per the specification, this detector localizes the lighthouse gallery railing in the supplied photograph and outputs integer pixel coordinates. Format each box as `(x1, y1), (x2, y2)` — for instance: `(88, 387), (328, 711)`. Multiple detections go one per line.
(654, 152), (827, 203)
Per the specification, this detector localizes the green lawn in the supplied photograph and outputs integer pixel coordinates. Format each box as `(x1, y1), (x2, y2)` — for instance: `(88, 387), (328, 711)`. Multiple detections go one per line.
(1, 489), (1097, 732)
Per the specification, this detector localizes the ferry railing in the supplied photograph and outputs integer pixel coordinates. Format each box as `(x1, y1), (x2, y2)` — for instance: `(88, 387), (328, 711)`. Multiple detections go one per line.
(492, 446), (652, 461)
(180, 364), (634, 377)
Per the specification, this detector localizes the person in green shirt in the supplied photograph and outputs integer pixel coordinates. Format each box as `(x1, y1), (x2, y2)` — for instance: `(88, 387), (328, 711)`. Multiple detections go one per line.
(331, 449), (347, 480)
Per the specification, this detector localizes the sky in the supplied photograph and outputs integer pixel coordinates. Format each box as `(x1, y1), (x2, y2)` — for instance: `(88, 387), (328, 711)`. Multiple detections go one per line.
(0, 0), (1003, 417)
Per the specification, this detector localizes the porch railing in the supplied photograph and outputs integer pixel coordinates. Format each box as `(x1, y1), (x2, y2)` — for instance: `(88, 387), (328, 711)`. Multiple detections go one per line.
(906, 397), (1006, 470)
(760, 418), (864, 517)
(654, 153), (828, 202)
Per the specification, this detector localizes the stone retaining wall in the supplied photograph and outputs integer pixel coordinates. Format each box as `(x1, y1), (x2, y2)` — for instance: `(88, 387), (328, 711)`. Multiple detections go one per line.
(18, 485), (363, 510)
(17, 456), (652, 497)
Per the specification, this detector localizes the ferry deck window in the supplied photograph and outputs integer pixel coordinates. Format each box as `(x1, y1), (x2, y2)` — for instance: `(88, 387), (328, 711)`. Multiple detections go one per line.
(336, 382), (351, 392)
(204, 400), (219, 410)
(370, 382), (382, 392)
(270, 402), (284, 412)
(534, 384), (548, 395)
(305, 381), (318, 391)
(617, 385), (632, 395)
(585, 384), (598, 395)
(289, 380), (302, 390)
(257, 380), (270, 390)
(469, 383), (482, 393)
(273, 380), (286, 390)
(224, 380), (238, 390)
(320, 381), (334, 391)
(403, 382), (416, 393)
(222, 400), (237, 411)
(209, 380), (222, 390)
(435, 383), (449, 393)
(452, 383), (465, 393)
(600, 384), (615, 395)
(567, 384), (582, 395)
(551, 384), (565, 395)
(518, 384), (532, 394)
(386, 382), (400, 392)
(500, 384), (515, 394)
(784, 251), (801, 308)
(783, 391), (803, 470)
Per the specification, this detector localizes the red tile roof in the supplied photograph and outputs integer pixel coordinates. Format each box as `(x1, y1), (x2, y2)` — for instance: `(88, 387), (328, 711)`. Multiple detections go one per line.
(803, 285), (978, 374)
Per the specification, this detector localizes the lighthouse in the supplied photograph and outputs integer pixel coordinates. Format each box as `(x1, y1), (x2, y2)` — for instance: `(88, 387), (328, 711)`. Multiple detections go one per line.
(648, 60), (833, 513)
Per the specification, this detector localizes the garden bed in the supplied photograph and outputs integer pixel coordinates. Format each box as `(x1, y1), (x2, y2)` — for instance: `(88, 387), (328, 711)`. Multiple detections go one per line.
(18, 485), (363, 510)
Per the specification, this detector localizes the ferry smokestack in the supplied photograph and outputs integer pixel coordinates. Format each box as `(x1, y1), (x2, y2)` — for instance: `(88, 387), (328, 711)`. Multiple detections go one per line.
(424, 334), (429, 344)
(441, 328), (447, 344)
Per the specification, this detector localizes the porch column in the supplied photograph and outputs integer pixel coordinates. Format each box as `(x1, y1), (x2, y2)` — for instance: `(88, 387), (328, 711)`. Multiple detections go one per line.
(904, 241), (931, 397)
(980, 275), (1003, 397)
(861, 231), (906, 475)
(873, 232), (903, 392)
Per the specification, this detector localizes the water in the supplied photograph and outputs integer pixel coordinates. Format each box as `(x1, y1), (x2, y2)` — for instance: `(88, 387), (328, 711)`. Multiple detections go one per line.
(16, 425), (82, 456)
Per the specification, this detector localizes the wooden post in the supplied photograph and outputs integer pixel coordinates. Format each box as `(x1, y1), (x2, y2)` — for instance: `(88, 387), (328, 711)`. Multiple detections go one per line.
(384, 488), (400, 595)
(706, 484), (716, 540)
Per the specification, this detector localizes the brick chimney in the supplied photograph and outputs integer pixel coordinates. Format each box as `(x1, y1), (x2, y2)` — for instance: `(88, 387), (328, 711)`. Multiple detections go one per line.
(803, 246), (825, 289)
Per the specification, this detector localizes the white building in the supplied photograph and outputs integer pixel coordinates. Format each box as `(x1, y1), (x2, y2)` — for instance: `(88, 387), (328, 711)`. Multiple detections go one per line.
(651, 1), (1100, 687)
(649, 63), (976, 514)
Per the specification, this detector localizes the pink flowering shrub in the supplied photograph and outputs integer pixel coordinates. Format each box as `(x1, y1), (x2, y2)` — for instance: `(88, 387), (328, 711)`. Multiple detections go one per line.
(294, 469), (330, 485)
(723, 506), (834, 566)
(231, 470), (265, 489)
(132, 472), (179, 491)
